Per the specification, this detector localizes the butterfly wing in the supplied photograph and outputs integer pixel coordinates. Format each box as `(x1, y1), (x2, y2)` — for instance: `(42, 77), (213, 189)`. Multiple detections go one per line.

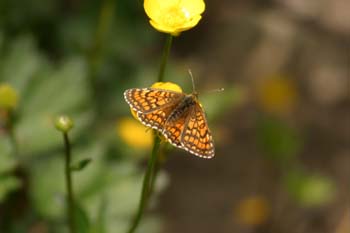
(136, 105), (177, 132)
(124, 88), (183, 114)
(161, 107), (190, 148)
(180, 103), (215, 158)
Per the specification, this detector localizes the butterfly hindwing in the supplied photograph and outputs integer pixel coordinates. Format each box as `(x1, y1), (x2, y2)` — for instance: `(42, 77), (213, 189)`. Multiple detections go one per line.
(180, 104), (215, 158)
(161, 109), (189, 148)
(136, 105), (174, 132)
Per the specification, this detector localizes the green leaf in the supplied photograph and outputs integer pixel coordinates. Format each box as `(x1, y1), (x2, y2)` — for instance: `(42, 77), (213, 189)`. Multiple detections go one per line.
(0, 35), (93, 159)
(89, 198), (107, 233)
(0, 175), (21, 202)
(0, 136), (17, 173)
(284, 170), (336, 206)
(71, 158), (92, 172)
(74, 202), (90, 233)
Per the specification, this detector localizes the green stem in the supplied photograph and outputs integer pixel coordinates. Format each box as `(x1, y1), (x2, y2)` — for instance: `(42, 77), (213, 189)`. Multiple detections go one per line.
(157, 34), (173, 82)
(127, 135), (161, 233)
(126, 34), (173, 233)
(89, 0), (114, 75)
(7, 111), (18, 157)
(63, 133), (76, 233)
(88, 0), (115, 116)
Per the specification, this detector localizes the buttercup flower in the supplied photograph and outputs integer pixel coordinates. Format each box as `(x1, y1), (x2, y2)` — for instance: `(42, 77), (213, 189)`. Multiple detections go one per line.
(0, 84), (18, 110)
(118, 117), (153, 150)
(144, 0), (205, 36)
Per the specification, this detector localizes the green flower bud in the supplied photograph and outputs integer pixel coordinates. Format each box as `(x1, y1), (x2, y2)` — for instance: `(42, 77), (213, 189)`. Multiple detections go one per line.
(55, 115), (74, 133)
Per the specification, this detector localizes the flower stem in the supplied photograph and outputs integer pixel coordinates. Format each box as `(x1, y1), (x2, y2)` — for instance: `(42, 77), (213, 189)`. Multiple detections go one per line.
(88, 0), (114, 115)
(126, 34), (173, 233)
(7, 111), (18, 157)
(88, 0), (114, 75)
(63, 132), (76, 233)
(157, 34), (173, 82)
(127, 135), (161, 233)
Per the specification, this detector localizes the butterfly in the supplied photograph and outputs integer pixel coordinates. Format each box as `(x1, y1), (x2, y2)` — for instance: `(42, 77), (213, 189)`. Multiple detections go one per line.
(124, 85), (215, 159)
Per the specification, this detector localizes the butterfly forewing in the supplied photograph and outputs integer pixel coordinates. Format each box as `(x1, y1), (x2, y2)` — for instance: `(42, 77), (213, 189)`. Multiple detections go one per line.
(124, 88), (183, 113)
(180, 104), (215, 158)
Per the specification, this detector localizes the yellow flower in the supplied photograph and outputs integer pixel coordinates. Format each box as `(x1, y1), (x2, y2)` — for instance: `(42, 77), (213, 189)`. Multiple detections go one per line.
(144, 0), (205, 36)
(130, 82), (182, 121)
(117, 117), (153, 149)
(0, 84), (18, 110)
(256, 76), (298, 115)
(235, 196), (270, 226)
(151, 81), (182, 92)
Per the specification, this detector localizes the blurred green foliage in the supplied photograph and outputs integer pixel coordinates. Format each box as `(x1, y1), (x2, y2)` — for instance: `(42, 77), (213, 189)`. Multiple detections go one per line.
(256, 116), (302, 164)
(285, 170), (335, 207)
(0, 0), (168, 232)
(0, 32), (165, 232)
(0, 136), (21, 202)
(256, 115), (336, 206)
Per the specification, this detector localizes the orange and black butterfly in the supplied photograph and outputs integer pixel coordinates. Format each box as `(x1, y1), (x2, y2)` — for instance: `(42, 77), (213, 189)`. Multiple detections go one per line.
(124, 74), (215, 158)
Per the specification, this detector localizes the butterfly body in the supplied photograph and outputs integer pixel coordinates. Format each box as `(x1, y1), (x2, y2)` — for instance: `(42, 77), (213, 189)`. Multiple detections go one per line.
(166, 93), (197, 124)
(124, 88), (214, 158)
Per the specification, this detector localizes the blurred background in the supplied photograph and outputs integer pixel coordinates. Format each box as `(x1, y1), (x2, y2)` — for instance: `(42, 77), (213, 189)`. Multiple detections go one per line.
(0, 0), (349, 233)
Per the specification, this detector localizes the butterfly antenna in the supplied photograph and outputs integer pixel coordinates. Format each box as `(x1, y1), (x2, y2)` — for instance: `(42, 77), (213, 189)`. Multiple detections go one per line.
(207, 87), (225, 93)
(188, 69), (197, 93)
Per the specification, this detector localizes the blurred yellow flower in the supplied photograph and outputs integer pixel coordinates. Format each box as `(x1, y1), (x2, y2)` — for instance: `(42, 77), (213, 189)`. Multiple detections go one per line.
(235, 196), (270, 226)
(0, 84), (18, 110)
(130, 82), (182, 121)
(151, 81), (182, 92)
(117, 117), (153, 149)
(144, 0), (205, 36)
(256, 76), (298, 115)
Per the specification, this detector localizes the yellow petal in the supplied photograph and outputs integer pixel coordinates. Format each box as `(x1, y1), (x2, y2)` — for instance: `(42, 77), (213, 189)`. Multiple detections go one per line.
(117, 117), (153, 149)
(144, 0), (164, 21)
(144, 0), (205, 34)
(151, 82), (182, 92)
(179, 0), (205, 17)
(173, 15), (202, 33)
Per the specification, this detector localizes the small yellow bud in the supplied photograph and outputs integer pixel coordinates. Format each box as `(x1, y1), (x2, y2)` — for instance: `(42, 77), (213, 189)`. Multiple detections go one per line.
(55, 115), (74, 133)
(0, 84), (19, 110)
